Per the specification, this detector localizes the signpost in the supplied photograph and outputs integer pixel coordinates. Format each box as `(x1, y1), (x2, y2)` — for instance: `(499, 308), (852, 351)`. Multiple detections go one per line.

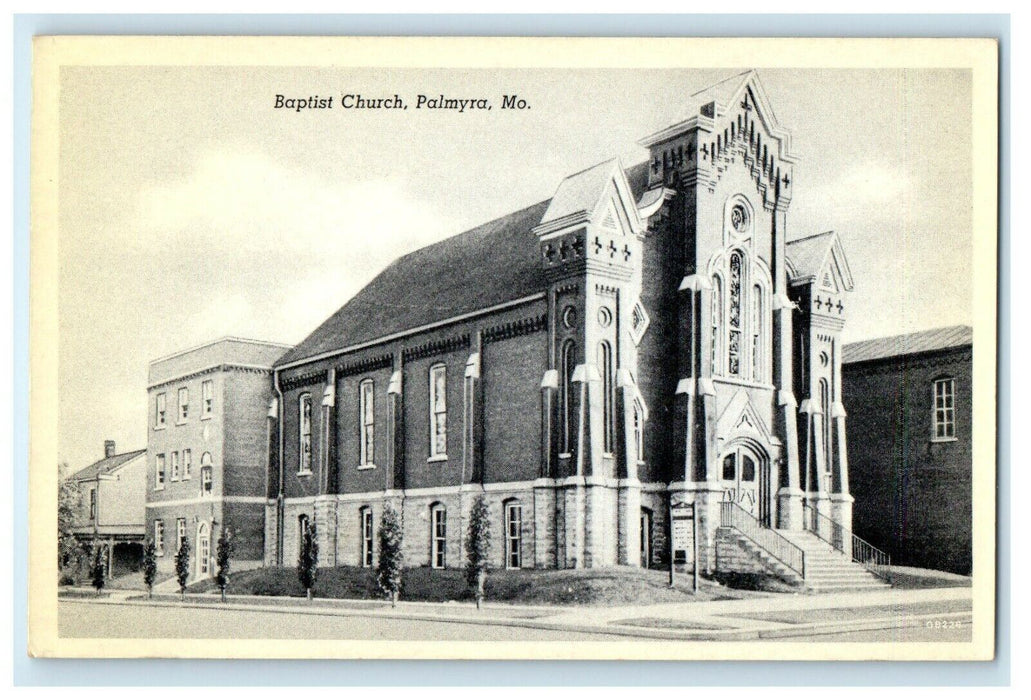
(669, 502), (699, 592)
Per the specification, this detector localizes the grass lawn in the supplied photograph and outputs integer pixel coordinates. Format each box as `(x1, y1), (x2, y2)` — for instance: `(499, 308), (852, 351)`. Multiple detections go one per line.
(186, 565), (752, 606)
(879, 565), (972, 589)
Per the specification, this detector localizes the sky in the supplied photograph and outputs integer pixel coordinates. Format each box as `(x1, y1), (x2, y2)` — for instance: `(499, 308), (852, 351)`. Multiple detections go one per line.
(57, 66), (973, 470)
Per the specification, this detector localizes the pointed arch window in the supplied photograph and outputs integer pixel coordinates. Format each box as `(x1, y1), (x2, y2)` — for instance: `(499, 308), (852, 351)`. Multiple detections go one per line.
(711, 276), (723, 375)
(598, 341), (614, 454)
(727, 251), (743, 375)
(560, 340), (576, 455)
(711, 246), (770, 383)
(819, 378), (832, 481)
(751, 284), (763, 380)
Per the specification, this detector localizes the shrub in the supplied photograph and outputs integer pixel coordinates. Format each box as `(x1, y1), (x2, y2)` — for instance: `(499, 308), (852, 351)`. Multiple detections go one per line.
(142, 540), (158, 599)
(89, 545), (106, 595)
(216, 527), (234, 603)
(175, 537), (191, 601)
(376, 504), (404, 607)
(297, 522), (318, 600)
(465, 495), (491, 609)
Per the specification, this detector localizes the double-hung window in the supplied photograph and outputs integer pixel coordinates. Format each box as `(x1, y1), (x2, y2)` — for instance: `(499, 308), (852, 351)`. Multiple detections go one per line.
(359, 380), (375, 466)
(176, 517), (187, 554)
(154, 520), (165, 556)
(155, 454), (166, 490)
(360, 507), (374, 567)
(429, 365), (447, 459)
(155, 393), (166, 428)
(88, 487), (97, 521)
(201, 380), (214, 418)
(170, 451), (180, 481)
(182, 449), (192, 480)
(298, 393), (313, 474)
(505, 502), (522, 569)
(177, 387), (189, 422)
(933, 378), (956, 440)
(430, 504), (447, 569)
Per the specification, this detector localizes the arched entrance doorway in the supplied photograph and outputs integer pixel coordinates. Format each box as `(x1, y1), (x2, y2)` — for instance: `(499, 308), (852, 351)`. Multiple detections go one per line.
(720, 442), (772, 527)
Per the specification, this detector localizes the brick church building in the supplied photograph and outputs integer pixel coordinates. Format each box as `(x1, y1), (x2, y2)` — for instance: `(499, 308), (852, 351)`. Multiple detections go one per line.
(265, 71), (869, 586)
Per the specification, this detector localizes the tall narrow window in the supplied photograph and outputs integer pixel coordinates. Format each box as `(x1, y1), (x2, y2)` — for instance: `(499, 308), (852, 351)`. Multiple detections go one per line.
(751, 284), (763, 380)
(727, 252), (743, 375)
(560, 340), (576, 454)
(711, 277), (722, 375)
(200, 452), (213, 496)
(88, 487), (96, 520)
(819, 378), (832, 479)
(633, 401), (645, 462)
(155, 393), (166, 427)
(428, 503), (445, 569)
(429, 365), (447, 458)
(176, 517), (186, 553)
(170, 451), (180, 481)
(298, 393), (312, 473)
(198, 523), (211, 576)
(155, 454), (165, 490)
(154, 520), (164, 557)
(177, 387), (189, 422)
(505, 501), (523, 569)
(599, 342), (614, 454)
(182, 449), (192, 480)
(360, 507), (374, 567)
(298, 514), (310, 543)
(933, 377), (956, 440)
(201, 380), (214, 418)
(430, 504), (447, 569)
(359, 379), (375, 466)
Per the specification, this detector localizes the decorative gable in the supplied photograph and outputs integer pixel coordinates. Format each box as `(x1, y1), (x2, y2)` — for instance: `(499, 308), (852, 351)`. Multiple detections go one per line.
(716, 390), (776, 447)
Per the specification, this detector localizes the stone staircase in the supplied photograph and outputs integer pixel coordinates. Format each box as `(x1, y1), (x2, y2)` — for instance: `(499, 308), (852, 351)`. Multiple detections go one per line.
(778, 530), (891, 593)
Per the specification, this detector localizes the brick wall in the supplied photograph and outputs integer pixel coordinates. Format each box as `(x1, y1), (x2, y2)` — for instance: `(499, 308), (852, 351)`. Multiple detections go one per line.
(843, 346), (972, 574)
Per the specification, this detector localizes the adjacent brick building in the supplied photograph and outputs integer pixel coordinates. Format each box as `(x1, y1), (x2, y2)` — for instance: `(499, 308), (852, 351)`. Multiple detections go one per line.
(265, 70), (861, 582)
(146, 337), (289, 580)
(843, 326), (973, 575)
(65, 440), (147, 576)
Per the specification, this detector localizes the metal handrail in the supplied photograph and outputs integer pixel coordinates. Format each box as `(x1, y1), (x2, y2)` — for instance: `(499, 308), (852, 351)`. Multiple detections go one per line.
(802, 502), (891, 580)
(720, 501), (806, 579)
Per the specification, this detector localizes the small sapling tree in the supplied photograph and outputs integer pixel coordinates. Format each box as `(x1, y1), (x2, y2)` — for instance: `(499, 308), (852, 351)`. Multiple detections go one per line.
(175, 536), (191, 601)
(142, 540), (158, 599)
(215, 527), (233, 603)
(297, 521), (319, 601)
(90, 544), (107, 595)
(465, 495), (492, 610)
(377, 504), (404, 608)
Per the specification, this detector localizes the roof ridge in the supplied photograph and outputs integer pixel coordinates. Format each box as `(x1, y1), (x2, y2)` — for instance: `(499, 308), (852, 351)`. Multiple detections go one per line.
(786, 230), (836, 245)
(845, 324), (973, 347)
(689, 69), (752, 98)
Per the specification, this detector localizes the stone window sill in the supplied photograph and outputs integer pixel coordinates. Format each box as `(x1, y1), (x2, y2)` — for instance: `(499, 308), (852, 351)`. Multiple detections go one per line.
(357, 463), (377, 471)
(427, 455), (448, 463)
(930, 437), (959, 444)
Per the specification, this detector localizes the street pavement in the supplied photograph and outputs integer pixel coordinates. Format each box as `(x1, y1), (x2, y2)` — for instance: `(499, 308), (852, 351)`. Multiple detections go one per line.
(58, 585), (972, 642)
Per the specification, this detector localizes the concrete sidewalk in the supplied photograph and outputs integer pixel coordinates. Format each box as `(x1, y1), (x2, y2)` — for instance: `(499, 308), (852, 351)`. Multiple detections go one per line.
(59, 585), (973, 641)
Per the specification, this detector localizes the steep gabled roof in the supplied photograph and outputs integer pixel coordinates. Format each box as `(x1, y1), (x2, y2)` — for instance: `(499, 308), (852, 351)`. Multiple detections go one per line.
(276, 160), (652, 368)
(67, 450), (146, 483)
(785, 230), (854, 290)
(843, 325), (973, 364)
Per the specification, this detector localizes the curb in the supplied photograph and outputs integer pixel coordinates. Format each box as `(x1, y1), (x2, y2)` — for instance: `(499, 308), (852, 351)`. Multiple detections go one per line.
(59, 594), (971, 642)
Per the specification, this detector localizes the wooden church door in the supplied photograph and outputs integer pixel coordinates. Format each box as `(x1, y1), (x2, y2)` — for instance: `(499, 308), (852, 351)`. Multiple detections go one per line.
(721, 446), (771, 527)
